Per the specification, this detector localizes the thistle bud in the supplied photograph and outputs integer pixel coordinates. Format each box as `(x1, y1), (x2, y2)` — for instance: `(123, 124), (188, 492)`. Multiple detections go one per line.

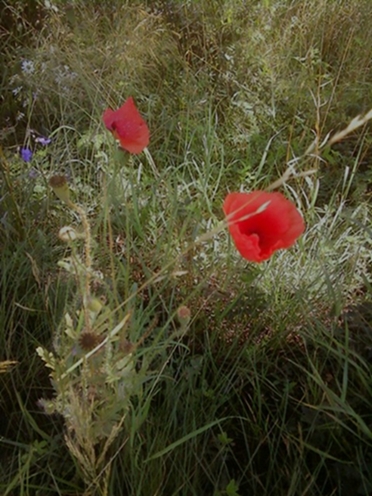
(78, 330), (103, 351)
(87, 297), (104, 314)
(119, 338), (135, 355)
(49, 175), (70, 204)
(177, 306), (191, 327)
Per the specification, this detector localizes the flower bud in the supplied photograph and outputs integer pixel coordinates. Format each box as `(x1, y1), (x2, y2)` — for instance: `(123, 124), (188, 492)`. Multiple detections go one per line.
(49, 175), (70, 204)
(87, 297), (103, 314)
(119, 338), (135, 355)
(78, 330), (103, 351)
(177, 306), (191, 327)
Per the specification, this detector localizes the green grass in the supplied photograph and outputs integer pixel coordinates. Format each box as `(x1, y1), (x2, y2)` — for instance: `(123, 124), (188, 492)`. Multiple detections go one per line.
(1, 0), (372, 495)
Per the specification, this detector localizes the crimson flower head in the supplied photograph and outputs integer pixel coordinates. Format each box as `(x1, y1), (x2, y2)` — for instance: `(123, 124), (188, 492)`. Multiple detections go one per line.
(223, 191), (305, 263)
(103, 97), (150, 154)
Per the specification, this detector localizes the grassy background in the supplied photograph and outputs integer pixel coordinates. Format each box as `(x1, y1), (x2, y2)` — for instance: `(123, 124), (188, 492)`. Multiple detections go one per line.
(1, 0), (372, 494)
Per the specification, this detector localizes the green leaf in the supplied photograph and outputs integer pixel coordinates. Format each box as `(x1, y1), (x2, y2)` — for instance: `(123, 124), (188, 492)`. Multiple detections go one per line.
(226, 479), (240, 496)
(145, 417), (230, 462)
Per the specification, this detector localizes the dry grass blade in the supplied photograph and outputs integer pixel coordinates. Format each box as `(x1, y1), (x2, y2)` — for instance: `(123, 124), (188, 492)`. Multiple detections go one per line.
(327, 108), (372, 146)
(0, 360), (18, 373)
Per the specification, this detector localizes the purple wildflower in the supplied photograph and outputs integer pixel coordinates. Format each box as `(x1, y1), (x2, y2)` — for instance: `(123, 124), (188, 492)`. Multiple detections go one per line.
(20, 147), (33, 162)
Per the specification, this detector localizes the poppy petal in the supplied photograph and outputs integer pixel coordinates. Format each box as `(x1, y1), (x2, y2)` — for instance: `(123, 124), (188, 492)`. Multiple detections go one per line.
(102, 97), (150, 154)
(223, 191), (305, 262)
(102, 108), (116, 131)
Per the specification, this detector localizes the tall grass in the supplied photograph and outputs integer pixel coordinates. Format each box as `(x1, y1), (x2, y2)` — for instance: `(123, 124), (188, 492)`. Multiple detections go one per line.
(1, 0), (372, 494)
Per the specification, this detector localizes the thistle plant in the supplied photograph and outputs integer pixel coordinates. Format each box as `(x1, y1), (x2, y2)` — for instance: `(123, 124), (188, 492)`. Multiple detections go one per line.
(36, 175), (147, 495)
(37, 170), (193, 494)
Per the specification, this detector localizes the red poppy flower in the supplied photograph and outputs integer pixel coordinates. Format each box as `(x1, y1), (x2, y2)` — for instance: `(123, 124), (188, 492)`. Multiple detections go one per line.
(223, 191), (305, 262)
(103, 97), (150, 154)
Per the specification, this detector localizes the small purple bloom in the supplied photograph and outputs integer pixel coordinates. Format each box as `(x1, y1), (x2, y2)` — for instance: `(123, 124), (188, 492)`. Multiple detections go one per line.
(35, 136), (52, 146)
(20, 147), (33, 162)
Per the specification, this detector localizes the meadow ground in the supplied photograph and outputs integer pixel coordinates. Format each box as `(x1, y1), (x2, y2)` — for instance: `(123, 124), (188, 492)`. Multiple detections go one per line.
(1, 1), (372, 495)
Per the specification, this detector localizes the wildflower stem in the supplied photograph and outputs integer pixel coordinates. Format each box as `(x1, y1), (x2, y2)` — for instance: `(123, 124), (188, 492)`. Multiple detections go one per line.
(67, 199), (92, 328)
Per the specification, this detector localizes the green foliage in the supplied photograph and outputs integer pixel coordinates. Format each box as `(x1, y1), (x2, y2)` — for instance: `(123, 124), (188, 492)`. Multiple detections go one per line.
(1, 0), (372, 495)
